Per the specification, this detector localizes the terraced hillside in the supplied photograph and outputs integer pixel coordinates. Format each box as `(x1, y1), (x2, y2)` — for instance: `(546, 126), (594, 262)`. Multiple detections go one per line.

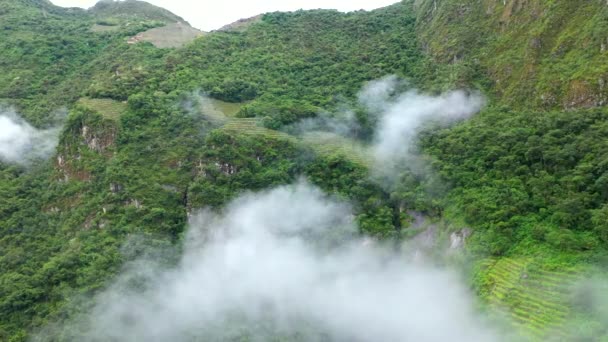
(477, 258), (584, 340)
(302, 132), (372, 167)
(200, 99), (371, 166)
(4, 1), (608, 340)
(206, 100), (586, 340)
(127, 22), (204, 48)
(222, 118), (294, 141)
(76, 97), (127, 120)
(198, 97), (243, 123)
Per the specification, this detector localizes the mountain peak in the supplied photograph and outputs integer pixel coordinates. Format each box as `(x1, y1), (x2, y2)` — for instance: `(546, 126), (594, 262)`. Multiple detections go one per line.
(89, 0), (186, 23)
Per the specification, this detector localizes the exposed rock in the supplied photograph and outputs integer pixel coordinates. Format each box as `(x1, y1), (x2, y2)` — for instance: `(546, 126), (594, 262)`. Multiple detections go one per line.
(449, 228), (472, 250)
(161, 184), (178, 192)
(81, 124), (116, 153)
(110, 183), (123, 193)
(127, 199), (142, 209)
(215, 161), (238, 175)
(564, 80), (602, 109)
(540, 92), (557, 106)
(57, 155), (65, 168)
(55, 153), (92, 182)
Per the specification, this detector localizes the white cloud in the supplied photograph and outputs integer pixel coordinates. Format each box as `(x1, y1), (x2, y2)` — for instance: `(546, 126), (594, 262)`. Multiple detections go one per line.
(357, 76), (484, 186)
(41, 181), (504, 341)
(0, 109), (61, 165)
(49, 0), (399, 31)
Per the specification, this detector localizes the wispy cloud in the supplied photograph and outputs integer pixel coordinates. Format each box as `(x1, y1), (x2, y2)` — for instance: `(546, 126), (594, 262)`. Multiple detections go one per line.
(0, 108), (62, 165)
(359, 76), (484, 186)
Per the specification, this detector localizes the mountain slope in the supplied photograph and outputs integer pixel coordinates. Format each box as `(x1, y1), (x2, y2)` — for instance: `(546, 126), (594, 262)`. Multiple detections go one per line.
(0, 4), (419, 340)
(413, 0), (608, 338)
(0, 0), (184, 122)
(1, 0), (608, 341)
(415, 0), (608, 109)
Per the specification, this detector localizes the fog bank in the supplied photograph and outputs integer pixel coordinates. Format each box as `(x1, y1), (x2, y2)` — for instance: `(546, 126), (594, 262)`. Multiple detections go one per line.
(43, 182), (501, 341)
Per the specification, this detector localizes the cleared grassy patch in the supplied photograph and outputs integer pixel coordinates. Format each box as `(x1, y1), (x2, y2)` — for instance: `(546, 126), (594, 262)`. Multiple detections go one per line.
(77, 97), (127, 120)
(91, 24), (120, 33)
(222, 118), (294, 141)
(199, 98), (244, 123)
(128, 22), (204, 48)
(204, 102), (372, 166)
(301, 132), (372, 167)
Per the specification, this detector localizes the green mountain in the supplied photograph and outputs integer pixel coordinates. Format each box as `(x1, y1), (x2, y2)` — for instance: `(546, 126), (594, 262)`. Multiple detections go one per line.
(1, 0), (608, 340)
(88, 0), (185, 23)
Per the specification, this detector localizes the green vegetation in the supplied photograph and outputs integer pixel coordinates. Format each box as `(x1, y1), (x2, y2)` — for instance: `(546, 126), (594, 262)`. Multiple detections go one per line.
(419, 104), (608, 339)
(0, 0), (180, 122)
(415, 0), (608, 109)
(128, 5), (425, 127)
(89, 0), (185, 23)
(2, 0), (608, 340)
(426, 107), (608, 258)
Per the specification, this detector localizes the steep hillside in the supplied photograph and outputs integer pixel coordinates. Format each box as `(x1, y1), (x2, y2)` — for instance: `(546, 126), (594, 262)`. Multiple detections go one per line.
(0, 0), (181, 122)
(87, 5), (426, 128)
(0, 4), (419, 340)
(413, 0), (608, 338)
(415, 0), (608, 109)
(1, 0), (608, 341)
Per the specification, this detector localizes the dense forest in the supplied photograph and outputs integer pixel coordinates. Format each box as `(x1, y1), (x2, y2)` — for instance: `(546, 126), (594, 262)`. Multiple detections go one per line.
(1, 0), (608, 340)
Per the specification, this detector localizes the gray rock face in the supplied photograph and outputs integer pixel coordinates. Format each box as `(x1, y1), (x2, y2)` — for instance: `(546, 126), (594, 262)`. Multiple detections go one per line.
(449, 228), (472, 250)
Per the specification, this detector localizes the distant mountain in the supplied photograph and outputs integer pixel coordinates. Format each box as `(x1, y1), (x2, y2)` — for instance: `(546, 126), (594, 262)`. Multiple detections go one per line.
(89, 0), (186, 24)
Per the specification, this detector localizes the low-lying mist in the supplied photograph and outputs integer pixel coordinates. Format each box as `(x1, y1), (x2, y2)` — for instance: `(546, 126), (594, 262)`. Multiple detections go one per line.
(285, 75), (484, 189)
(364, 78), (483, 179)
(42, 181), (502, 341)
(359, 76), (484, 190)
(34, 77), (498, 341)
(0, 108), (62, 165)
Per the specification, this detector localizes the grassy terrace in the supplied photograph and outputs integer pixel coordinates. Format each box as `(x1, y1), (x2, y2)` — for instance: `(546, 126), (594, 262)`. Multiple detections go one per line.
(222, 118), (294, 141)
(202, 99), (372, 166)
(77, 97), (127, 120)
(478, 258), (583, 340)
(301, 131), (372, 167)
(90, 24), (120, 33)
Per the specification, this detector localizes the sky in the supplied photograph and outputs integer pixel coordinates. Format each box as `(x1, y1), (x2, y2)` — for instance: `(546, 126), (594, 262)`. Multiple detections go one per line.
(49, 0), (400, 31)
